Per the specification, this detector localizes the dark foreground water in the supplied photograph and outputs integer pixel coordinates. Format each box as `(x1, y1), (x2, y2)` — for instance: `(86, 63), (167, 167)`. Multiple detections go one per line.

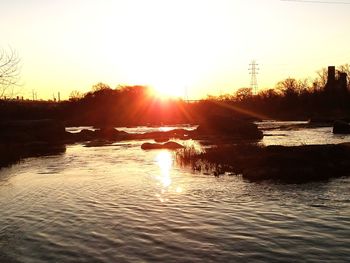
(1, 123), (350, 262)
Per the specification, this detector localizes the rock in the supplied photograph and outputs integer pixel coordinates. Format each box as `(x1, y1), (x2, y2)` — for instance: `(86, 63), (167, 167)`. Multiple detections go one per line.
(333, 120), (350, 134)
(74, 129), (96, 141)
(154, 137), (169, 143)
(195, 116), (263, 140)
(141, 141), (184, 150)
(144, 129), (192, 141)
(95, 127), (129, 140)
(163, 141), (185, 149)
(69, 127), (130, 142)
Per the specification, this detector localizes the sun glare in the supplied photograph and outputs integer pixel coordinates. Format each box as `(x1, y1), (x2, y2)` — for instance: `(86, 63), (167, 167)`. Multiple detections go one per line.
(131, 63), (190, 99)
(151, 83), (185, 99)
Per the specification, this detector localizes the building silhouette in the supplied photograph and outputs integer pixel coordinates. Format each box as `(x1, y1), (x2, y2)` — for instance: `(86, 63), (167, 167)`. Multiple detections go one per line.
(325, 66), (348, 93)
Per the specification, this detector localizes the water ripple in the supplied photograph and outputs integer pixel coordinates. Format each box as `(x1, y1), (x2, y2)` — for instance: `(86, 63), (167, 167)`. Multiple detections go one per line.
(0, 133), (350, 262)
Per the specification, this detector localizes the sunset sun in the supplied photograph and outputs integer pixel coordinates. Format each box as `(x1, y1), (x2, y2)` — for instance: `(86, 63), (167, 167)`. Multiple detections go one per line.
(151, 77), (187, 99)
(151, 84), (184, 99)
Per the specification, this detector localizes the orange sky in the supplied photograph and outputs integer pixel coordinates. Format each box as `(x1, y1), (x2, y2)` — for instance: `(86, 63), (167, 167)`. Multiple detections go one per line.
(1, 0), (350, 100)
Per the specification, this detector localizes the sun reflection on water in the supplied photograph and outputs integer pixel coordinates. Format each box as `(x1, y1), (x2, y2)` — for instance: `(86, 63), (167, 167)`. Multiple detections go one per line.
(156, 150), (172, 188)
(155, 150), (184, 202)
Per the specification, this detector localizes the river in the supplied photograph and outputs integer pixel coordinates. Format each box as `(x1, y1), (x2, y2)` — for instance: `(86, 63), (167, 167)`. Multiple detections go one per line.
(0, 122), (350, 262)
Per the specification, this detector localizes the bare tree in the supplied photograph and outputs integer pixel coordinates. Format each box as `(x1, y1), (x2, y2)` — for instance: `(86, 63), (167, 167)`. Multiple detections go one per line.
(0, 47), (21, 99)
(275, 78), (298, 95)
(69, 90), (84, 101)
(92, 82), (111, 92)
(313, 64), (350, 91)
(258, 88), (278, 99)
(234, 87), (253, 101)
(338, 64), (350, 76)
(276, 77), (311, 95)
(313, 67), (328, 90)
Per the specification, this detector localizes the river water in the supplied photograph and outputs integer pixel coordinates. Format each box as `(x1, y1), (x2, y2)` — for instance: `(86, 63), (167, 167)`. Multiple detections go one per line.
(1, 122), (350, 262)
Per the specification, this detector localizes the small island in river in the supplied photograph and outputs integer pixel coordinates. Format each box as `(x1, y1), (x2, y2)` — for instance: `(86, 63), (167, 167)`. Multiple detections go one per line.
(1, 113), (350, 184)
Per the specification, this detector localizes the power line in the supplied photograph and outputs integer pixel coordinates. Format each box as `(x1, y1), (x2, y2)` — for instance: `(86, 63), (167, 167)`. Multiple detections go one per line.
(249, 60), (259, 95)
(281, 0), (350, 4)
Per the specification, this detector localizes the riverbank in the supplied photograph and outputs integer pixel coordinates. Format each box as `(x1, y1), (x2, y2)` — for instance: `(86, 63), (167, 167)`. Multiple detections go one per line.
(0, 120), (67, 168)
(0, 142), (66, 168)
(0, 118), (262, 169)
(176, 143), (350, 183)
(2, 118), (350, 184)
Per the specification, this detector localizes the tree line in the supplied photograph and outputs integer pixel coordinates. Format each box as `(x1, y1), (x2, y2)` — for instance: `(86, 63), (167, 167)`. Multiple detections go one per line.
(1, 45), (349, 123)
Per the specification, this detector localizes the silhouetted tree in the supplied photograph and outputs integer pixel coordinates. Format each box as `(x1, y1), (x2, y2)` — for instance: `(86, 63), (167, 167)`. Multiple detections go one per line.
(0, 47), (21, 99)
(257, 88), (278, 99)
(92, 82), (111, 92)
(338, 64), (350, 76)
(276, 78), (310, 96)
(276, 78), (298, 96)
(235, 87), (253, 101)
(313, 67), (328, 90)
(69, 90), (84, 101)
(313, 64), (349, 91)
(217, 94), (235, 101)
(205, 95), (217, 101)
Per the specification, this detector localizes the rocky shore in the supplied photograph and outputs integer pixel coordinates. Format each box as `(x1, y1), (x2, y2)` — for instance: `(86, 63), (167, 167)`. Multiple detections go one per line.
(0, 118), (262, 168)
(176, 143), (350, 183)
(3, 118), (350, 184)
(0, 120), (67, 168)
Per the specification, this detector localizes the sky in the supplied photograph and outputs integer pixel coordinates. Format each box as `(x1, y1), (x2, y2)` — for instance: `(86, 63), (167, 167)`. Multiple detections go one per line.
(1, 0), (350, 100)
